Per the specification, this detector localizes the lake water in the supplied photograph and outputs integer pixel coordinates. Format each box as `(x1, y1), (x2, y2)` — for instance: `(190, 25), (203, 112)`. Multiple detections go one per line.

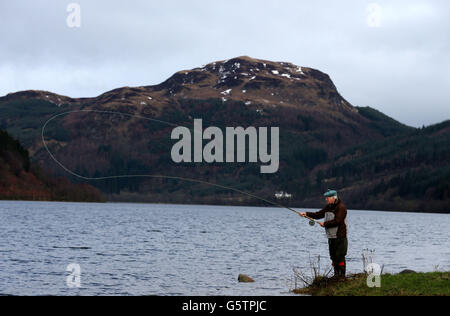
(0, 201), (448, 296)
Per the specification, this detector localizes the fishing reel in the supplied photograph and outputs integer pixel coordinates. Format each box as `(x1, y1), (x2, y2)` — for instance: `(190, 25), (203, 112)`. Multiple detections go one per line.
(296, 211), (316, 227)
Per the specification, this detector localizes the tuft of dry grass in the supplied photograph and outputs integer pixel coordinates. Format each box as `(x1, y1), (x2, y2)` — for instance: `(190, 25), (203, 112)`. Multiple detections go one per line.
(291, 255), (333, 291)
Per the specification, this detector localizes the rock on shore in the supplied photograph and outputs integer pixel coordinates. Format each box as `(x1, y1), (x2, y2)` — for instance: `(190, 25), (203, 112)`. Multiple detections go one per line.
(238, 274), (255, 283)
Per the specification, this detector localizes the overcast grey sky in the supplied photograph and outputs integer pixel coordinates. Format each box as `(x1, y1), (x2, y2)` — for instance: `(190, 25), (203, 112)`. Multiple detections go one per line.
(1, 0), (449, 127)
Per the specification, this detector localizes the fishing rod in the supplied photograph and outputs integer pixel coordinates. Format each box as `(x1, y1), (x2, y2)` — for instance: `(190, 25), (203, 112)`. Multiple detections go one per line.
(41, 109), (320, 227)
(278, 206), (319, 226)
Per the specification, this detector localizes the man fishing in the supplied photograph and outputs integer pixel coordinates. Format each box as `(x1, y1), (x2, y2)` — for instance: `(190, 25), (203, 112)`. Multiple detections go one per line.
(300, 189), (348, 278)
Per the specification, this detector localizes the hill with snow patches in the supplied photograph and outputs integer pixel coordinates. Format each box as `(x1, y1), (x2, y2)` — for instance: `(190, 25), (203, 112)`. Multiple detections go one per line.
(0, 56), (448, 212)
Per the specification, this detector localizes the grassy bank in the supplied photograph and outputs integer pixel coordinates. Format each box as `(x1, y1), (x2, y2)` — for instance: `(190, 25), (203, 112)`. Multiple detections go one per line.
(293, 272), (450, 296)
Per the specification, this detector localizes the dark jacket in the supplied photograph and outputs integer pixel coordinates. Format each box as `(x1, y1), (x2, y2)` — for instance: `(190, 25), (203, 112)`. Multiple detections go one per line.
(306, 199), (347, 238)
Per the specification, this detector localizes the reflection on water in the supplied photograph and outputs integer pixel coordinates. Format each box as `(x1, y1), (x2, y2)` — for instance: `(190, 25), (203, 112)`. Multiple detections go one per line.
(0, 201), (448, 295)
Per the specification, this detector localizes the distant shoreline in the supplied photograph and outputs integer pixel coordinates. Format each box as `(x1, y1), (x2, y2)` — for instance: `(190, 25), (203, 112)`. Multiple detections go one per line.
(0, 199), (449, 215)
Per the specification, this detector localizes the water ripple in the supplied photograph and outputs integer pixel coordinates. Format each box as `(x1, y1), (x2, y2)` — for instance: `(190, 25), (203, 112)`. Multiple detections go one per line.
(0, 201), (448, 295)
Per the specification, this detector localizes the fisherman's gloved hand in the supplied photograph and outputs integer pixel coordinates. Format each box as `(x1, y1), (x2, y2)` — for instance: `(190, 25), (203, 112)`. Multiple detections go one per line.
(299, 212), (307, 217)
